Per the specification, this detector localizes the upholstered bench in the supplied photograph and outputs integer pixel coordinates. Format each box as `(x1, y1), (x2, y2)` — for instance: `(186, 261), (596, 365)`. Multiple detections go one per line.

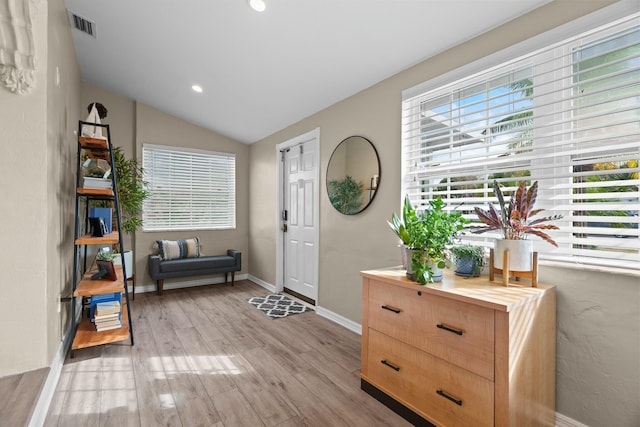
(148, 248), (241, 295)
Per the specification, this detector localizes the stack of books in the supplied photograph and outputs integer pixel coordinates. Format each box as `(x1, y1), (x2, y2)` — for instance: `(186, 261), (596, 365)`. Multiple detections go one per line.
(90, 292), (122, 332)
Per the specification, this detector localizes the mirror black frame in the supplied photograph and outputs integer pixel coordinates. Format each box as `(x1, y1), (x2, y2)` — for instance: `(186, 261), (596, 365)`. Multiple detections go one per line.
(326, 135), (380, 215)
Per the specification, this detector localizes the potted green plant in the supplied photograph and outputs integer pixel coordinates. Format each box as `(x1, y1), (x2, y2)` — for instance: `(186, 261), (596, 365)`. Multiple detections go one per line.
(96, 250), (115, 262)
(473, 180), (562, 271)
(389, 195), (467, 283)
(451, 244), (485, 277)
(89, 146), (148, 280)
(110, 146), (148, 280)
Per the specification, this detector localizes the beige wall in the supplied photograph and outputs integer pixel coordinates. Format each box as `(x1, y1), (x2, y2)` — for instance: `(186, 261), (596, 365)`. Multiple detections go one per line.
(248, 1), (638, 426)
(135, 102), (250, 286)
(46, 0), (82, 365)
(0, 0), (81, 376)
(79, 84), (250, 288)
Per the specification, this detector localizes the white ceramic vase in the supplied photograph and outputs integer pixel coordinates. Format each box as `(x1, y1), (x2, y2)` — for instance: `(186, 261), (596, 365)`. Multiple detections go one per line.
(400, 245), (418, 274)
(428, 260), (444, 282)
(112, 250), (134, 279)
(494, 239), (533, 271)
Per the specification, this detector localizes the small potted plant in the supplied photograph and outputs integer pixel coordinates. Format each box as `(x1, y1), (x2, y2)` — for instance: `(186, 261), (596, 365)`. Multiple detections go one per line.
(473, 180), (562, 271)
(451, 244), (485, 277)
(389, 195), (467, 283)
(96, 250), (115, 262)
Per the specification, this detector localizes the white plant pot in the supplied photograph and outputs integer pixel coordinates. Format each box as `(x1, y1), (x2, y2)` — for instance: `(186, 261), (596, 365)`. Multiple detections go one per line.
(428, 260), (443, 282)
(400, 245), (421, 280)
(112, 250), (133, 279)
(494, 239), (532, 272)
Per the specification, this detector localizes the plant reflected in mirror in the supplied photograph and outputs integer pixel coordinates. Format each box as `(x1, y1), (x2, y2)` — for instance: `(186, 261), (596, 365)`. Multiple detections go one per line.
(326, 136), (380, 215)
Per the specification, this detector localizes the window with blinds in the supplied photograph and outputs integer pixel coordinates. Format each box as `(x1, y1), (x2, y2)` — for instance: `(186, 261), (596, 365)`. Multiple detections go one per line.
(402, 14), (639, 271)
(142, 144), (236, 231)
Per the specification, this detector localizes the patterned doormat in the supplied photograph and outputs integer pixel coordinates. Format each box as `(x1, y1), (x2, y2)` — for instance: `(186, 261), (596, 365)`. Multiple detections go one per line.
(248, 294), (311, 319)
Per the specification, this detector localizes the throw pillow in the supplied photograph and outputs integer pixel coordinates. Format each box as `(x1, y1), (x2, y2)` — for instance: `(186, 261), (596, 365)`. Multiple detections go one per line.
(157, 237), (201, 260)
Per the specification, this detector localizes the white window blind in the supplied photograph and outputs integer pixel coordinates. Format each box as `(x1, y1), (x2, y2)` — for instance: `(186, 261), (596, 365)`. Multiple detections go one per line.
(142, 144), (236, 231)
(402, 14), (639, 271)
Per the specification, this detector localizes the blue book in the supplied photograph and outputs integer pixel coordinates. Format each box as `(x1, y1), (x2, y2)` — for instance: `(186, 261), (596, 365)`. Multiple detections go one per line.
(89, 292), (122, 320)
(89, 207), (112, 233)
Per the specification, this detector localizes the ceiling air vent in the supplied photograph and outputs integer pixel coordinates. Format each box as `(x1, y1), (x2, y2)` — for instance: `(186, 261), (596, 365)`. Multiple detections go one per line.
(68, 12), (97, 38)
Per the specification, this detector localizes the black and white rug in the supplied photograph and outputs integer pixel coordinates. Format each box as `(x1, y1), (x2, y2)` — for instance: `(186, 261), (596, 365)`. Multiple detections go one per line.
(248, 294), (311, 319)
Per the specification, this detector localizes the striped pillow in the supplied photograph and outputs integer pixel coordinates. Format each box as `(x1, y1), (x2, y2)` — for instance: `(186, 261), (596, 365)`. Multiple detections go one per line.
(157, 237), (201, 260)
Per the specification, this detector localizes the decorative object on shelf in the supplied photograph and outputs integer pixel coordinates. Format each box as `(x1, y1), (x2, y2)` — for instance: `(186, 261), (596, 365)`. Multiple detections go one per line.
(93, 260), (117, 281)
(82, 176), (112, 189)
(388, 195), (467, 284)
(89, 207), (112, 234)
(96, 249), (114, 262)
(0, 0), (41, 94)
(451, 244), (485, 277)
(81, 103), (108, 140)
(326, 135), (380, 215)
(473, 180), (563, 286)
(89, 217), (108, 237)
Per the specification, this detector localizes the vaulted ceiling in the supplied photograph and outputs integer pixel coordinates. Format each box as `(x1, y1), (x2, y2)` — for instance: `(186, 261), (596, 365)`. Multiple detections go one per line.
(65, 0), (551, 144)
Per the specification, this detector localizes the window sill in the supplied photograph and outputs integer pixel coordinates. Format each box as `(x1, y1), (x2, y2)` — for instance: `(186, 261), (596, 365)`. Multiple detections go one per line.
(539, 259), (640, 278)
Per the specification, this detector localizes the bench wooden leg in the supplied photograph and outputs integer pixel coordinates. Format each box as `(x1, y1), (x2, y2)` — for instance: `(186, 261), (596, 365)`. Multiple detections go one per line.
(231, 271), (235, 286)
(157, 279), (164, 296)
(127, 275), (135, 301)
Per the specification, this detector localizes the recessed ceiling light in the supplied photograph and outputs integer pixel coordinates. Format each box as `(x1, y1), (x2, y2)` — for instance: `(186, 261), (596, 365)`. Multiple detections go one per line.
(249, 0), (266, 12)
(192, 84), (203, 93)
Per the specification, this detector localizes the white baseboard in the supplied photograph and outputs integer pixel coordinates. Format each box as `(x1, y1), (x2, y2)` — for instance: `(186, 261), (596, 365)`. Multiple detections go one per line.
(28, 325), (72, 427)
(134, 273), (249, 294)
(247, 275), (277, 293)
(316, 306), (362, 335)
(555, 412), (589, 427)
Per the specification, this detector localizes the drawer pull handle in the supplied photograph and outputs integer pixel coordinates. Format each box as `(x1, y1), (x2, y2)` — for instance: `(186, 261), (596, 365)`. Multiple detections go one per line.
(380, 360), (400, 372)
(436, 389), (462, 406)
(437, 323), (463, 336)
(381, 305), (401, 314)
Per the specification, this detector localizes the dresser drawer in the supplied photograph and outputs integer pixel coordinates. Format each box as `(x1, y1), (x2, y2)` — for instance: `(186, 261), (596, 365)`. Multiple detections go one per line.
(368, 279), (495, 380)
(365, 329), (494, 427)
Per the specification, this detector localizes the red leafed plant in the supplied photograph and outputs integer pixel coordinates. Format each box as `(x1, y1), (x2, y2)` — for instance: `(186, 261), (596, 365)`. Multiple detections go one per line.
(473, 180), (563, 247)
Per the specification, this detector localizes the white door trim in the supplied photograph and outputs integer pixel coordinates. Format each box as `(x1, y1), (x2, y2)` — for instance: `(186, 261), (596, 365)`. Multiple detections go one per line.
(275, 128), (320, 302)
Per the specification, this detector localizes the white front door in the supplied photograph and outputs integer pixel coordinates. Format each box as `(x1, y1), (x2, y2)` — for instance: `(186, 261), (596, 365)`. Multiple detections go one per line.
(278, 129), (319, 304)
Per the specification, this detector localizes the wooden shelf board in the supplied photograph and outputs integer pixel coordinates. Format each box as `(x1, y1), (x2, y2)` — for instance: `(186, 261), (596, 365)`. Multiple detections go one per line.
(74, 265), (124, 296)
(75, 231), (119, 245)
(76, 188), (114, 198)
(79, 136), (109, 149)
(72, 306), (130, 350)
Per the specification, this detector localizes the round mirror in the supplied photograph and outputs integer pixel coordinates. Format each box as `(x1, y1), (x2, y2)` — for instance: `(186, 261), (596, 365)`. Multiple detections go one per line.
(326, 136), (380, 215)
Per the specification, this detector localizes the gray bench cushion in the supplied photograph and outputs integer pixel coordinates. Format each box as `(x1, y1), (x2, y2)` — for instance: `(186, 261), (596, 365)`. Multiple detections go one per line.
(149, 249), (241, 282)
(159, 255), (236, 274)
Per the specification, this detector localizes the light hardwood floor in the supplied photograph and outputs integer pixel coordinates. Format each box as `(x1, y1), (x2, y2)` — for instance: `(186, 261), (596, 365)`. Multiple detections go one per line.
(44, 280), (411, 427)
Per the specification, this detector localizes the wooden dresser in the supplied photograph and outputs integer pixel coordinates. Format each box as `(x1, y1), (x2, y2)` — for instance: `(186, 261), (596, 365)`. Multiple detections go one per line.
(360, 267), (556, 427)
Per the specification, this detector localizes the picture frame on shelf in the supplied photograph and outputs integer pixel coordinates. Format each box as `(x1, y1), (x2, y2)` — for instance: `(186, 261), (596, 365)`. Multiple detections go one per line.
(94, 260), (117, 281)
